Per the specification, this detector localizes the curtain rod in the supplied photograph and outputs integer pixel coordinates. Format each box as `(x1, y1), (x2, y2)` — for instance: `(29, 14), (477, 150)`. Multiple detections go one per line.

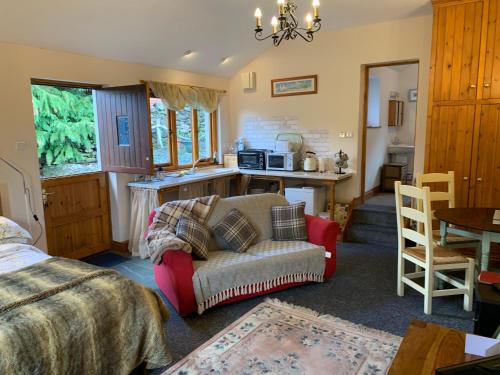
(140, 80), (227, 94)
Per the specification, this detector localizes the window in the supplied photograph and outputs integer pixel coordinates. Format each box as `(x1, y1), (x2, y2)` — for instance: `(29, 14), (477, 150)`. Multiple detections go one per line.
(149, 99), (217, 168)
(31, 83), (100, 178)
(367, 76), (381, 128)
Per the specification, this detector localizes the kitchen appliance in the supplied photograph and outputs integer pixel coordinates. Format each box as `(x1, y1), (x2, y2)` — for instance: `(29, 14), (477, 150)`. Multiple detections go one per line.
(285, 186), (326, 216)
(237, 149), (269, 170)
(266, 152), (300, 171)
(303, 151), (317, 172)
(318, 157), (330, 173)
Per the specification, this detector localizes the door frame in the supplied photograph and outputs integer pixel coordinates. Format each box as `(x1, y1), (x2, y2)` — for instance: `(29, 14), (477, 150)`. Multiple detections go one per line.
(359, 59), (420, 204)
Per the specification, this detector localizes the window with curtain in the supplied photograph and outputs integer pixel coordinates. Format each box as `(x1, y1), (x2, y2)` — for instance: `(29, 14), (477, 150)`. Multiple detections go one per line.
(149, 98), (216, 167)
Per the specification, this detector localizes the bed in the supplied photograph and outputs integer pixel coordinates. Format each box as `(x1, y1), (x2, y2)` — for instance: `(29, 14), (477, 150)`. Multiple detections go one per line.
(0, 217), (172, 374)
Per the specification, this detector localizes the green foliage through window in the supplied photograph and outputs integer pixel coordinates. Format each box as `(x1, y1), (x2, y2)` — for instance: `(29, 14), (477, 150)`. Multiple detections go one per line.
(31, 84), (98, 177)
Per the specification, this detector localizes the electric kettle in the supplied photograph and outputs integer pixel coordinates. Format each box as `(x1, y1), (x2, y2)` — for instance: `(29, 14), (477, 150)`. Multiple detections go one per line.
(303, 151), (317, 172)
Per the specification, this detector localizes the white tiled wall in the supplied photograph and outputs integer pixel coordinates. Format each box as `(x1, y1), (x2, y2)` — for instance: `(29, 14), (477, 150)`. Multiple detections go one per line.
(242, 116), (334, 157)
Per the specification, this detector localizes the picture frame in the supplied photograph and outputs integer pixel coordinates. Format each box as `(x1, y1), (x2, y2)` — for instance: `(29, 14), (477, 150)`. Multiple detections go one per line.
(408, 89), (417, 102)
(271, 75), (318, 97)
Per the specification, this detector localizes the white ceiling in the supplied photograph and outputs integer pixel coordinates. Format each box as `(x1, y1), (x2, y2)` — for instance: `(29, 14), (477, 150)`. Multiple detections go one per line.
(0, 0), (432, 77)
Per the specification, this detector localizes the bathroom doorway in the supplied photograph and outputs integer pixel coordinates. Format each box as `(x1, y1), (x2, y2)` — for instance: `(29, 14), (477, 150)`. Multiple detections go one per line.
(359, 60), (419, 204)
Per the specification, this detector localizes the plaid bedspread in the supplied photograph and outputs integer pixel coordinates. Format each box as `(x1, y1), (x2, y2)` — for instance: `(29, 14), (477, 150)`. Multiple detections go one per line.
(146, 195), (219, 264)
(0, 258), (171, 374)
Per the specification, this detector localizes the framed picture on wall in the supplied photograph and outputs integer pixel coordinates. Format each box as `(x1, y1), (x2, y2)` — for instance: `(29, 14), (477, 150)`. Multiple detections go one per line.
(408, 89), (417, 102)
(271, 75), (318, 97)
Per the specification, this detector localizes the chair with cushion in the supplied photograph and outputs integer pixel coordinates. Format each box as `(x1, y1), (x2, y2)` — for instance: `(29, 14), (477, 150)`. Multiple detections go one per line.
(395, 181), (474, 315)
(415, 171), (480, 251)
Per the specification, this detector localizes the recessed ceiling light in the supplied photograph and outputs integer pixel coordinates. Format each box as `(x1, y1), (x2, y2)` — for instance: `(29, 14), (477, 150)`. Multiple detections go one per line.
(184, 50), (193, 57)
(220, 57), (229, 64)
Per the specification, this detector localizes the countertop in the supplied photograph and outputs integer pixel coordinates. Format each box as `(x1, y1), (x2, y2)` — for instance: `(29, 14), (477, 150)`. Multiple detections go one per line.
(128, 167), (354, 190)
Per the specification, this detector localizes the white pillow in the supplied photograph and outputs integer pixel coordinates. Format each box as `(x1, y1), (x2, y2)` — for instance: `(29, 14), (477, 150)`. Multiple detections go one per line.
(0, 217), (32, 245)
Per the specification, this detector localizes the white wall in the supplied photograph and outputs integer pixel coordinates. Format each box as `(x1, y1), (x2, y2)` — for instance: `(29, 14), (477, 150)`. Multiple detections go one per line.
(229, 15), (432, 203)
(0, 42), (229, 250)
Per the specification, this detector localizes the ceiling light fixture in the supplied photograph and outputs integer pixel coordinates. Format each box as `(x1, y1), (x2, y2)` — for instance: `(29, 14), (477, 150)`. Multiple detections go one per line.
(220, 57), (229, 64)
(254, 0), (322, 47)
(184, 50), (193, 57)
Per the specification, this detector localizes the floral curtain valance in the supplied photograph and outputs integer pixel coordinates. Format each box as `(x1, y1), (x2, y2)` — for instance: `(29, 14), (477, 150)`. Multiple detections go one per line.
(148, 81), (225, 113)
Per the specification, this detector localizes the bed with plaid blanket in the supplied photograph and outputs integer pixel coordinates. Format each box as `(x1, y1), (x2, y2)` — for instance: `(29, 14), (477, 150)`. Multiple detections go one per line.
(0, 257), (171, 374)
(145, 195), (219, 264)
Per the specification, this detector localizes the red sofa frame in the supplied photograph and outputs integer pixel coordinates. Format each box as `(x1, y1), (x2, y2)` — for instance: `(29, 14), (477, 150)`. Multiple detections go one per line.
(151, 213), (339, 316)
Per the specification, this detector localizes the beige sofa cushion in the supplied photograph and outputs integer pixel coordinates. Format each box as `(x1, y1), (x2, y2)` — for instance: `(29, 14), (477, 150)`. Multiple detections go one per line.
(206, 193), (289, 250)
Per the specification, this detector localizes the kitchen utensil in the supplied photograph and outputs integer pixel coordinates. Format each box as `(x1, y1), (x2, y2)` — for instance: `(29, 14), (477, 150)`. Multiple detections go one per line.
(303, 151), (317, 172)
(334, 150), (349, 175)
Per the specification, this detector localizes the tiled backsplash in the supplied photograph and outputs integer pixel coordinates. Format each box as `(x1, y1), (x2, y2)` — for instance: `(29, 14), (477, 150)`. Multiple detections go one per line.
(242, 116), (333, 156)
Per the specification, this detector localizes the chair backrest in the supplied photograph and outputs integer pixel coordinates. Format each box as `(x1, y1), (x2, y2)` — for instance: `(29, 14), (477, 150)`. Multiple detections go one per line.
(415, 171), (455, 208)
(395, 181), (434, 264)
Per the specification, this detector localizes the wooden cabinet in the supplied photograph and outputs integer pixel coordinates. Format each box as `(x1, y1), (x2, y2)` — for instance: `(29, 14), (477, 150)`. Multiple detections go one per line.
(388, 100), (404, 126)
(431, 0), (483, 101)
(381, 163), (408, 192)
(426, 0), (500, 209)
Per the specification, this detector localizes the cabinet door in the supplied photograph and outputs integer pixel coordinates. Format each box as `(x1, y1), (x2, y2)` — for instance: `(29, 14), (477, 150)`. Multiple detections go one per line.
(213, 177), (230, 198)
(471, 105), (500, 207)
(431, 1), (483, 101)
(178, 181), (209, 200)
(426, 105), (475, 207)
(482, 0), (500, 99)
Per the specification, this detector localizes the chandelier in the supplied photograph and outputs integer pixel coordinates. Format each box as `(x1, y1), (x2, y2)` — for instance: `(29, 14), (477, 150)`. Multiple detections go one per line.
(254, 0), (322, 47)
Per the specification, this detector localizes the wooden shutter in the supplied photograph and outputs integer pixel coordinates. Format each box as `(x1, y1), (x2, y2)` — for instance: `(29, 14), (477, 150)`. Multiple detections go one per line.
(95, 84), (153, 174)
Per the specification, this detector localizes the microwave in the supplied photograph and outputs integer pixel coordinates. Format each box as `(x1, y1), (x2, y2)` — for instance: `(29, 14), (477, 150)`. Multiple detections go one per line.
(237, 149), (269, 170)
(266, 152), (300, 171)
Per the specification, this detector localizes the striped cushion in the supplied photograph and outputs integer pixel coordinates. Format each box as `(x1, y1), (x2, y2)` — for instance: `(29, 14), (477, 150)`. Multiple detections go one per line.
(213, 208), (257, 253)
(271, 202), (308, 241)
(176, 216), (210, 260)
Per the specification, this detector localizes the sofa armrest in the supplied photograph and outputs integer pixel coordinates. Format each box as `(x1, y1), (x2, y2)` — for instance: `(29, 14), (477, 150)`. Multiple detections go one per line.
(305, 214), (340, 252)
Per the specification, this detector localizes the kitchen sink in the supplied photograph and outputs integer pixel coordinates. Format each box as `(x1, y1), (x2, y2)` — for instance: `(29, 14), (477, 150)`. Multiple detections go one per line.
(387, 144), (415, 154)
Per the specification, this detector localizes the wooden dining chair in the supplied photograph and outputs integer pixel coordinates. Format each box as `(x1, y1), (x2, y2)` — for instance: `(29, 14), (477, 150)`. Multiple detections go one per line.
(415, 171), (480, 250)
(395, 182), (474, 315)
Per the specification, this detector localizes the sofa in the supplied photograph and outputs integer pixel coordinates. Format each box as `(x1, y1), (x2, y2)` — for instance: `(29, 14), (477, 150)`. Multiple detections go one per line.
(152, 193), (339, 316)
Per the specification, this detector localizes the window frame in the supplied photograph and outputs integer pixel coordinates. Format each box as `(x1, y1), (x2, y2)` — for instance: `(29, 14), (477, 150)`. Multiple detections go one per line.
(150, 96), (218, 170)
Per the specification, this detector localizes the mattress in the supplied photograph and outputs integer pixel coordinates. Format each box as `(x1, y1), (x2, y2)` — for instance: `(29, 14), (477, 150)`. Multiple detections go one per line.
(0, 243), (51, 274)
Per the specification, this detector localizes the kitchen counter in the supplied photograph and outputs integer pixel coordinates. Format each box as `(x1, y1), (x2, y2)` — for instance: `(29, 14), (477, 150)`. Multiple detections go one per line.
(239, 169), (353, 181)
(128, 167), (240, 190)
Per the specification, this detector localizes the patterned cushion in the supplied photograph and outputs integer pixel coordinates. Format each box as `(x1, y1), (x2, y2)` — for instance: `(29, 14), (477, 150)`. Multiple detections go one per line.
(271, 202), (307, 241)
(0, 217), (32, 245)
(176, 216), (210, 260)
(213, 208), (258, 253)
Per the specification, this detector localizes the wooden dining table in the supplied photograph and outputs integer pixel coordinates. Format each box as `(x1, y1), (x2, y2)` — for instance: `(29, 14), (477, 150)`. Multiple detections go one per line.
(434, 208), (500, 271)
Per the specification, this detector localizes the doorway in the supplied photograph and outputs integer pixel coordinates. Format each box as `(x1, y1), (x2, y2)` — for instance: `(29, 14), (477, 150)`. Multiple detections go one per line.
(359, 60), (420, 205)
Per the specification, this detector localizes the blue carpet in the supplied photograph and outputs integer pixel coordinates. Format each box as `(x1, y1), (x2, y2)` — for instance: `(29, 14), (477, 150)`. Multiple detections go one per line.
(85, 242), (473, 372)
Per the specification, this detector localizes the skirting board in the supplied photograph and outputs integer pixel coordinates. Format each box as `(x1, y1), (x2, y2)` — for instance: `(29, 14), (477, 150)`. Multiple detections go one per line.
(111, 240), (129, 254)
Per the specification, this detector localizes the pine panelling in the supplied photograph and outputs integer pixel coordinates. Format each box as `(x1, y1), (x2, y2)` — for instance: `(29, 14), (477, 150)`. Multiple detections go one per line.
(428, 105), (476, 207)
(483, 0), (500, 98)
(42, 172), (111, 259)
(471, 104), (500, 206)
(432, 1), (483, 101)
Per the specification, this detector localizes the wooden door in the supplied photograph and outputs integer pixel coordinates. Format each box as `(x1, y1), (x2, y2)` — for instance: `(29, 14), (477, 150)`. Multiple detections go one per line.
(42, 172), (111, 258)
(95, 84), (153, 175)
(431, 1), (483, 101)
(482, 0), (500, 98)
(426, 105), (476, 207)
(470, 104), (500, 207)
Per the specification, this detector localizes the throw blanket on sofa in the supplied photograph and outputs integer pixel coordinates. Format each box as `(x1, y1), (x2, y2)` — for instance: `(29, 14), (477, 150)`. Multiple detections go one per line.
(192, 240), (326, 314)
(146, 195), (219, 264)
(0, 258), (171, 375)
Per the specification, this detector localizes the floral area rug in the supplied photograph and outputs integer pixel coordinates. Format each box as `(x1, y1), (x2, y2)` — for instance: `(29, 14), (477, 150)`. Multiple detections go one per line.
(164, 299), (402, 375)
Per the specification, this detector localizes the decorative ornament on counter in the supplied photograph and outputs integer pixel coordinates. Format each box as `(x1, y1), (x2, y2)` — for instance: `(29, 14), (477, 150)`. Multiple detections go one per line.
(334, 150), (349, 175)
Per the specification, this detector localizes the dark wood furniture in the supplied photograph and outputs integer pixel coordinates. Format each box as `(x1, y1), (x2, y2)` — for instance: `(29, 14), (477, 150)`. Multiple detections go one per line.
(474, 283), (500, 338)
(425, 0), (500, 209)
(381, 163), (407, 191)
(434, 208), (500, 271)
(388, 99), (404, 127)
(389, 320), (476, 374)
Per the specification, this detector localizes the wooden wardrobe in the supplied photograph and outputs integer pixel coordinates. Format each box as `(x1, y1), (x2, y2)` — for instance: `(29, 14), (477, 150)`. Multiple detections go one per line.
(426, 0), (500, 209)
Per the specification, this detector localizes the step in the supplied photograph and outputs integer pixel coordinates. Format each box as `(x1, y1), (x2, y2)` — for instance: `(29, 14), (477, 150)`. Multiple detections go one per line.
(345, 223), (398, 248)
(350, 207), (397, 228)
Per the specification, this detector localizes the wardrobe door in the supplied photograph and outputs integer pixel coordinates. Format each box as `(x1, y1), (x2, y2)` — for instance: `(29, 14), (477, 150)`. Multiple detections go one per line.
(431, 1), (483, 101)
(471, 104), (500, 207)
(483, 0), (500, 99)
(426, 105), (476, 207)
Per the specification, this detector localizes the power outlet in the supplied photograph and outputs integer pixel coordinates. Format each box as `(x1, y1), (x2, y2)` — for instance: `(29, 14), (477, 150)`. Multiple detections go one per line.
(16, 141), (27, 151)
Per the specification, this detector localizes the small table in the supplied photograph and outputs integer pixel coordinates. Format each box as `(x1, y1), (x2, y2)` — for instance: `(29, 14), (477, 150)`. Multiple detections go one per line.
(389, 320), (477, 374)
(434, 208), (500, 271)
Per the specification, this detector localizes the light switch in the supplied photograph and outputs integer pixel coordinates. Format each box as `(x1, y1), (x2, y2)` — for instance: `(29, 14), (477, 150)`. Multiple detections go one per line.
(339, 132), (346, 138)
(16, 141), (27, 151)
(345, 132), (353, 138)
